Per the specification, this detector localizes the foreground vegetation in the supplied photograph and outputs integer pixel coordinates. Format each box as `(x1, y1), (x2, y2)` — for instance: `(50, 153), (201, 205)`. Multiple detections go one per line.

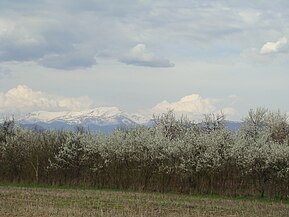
(1, 108), (289, 199)
(1, 186), (289, 217)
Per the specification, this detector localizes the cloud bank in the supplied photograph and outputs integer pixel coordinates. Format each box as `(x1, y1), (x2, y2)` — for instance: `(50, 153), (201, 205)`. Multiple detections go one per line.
(152, 94), (236, 120)
(1, 1), (289, 70)
(0, 85), (93, 113)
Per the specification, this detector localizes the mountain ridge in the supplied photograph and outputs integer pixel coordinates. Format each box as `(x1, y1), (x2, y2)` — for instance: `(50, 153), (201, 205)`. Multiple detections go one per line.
(1, 106), (241, 133)
(20, 107), (151, 125)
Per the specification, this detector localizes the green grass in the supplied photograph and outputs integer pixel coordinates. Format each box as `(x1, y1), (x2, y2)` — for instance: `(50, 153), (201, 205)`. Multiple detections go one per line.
(1, 184), (289, 216)
(0, 182), (288, 205)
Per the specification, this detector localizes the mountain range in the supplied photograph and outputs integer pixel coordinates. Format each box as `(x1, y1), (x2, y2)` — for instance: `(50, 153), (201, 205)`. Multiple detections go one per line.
(1, 106), (241, 133)
(17, 107), (152, 133)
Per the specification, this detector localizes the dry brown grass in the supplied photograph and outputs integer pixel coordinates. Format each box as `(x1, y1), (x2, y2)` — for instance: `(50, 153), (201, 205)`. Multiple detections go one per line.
(0, 186), (289, 217)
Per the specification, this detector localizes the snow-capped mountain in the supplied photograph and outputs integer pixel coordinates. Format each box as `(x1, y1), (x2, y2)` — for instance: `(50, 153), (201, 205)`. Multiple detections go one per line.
(1, 107), (241, 133)
(16, 107), (152, 133)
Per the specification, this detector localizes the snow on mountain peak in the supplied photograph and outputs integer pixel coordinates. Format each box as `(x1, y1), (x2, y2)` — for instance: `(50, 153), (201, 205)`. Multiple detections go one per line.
(20, 106), (151, 126)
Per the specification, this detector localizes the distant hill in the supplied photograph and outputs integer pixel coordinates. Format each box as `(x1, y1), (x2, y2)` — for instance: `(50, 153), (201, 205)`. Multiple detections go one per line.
(225, 121), (241, 132)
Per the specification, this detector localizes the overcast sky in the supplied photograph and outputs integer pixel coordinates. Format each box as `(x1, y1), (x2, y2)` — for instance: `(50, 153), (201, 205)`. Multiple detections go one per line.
(1, 0), (289, 120)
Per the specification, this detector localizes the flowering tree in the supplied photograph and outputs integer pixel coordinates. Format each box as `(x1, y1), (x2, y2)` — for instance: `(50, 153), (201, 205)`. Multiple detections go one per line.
(0, 108), (289, 198)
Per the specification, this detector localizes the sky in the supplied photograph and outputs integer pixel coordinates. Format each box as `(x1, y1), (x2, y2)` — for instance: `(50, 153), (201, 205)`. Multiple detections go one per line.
(1, 0), (289, 121)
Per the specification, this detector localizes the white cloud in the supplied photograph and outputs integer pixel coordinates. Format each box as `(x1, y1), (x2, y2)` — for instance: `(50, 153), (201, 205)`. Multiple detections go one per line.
(120, 43), (174, 67)
(0, 85), (93, 113)
(260, 37), (288, 55)
(152, 94), (236, 120)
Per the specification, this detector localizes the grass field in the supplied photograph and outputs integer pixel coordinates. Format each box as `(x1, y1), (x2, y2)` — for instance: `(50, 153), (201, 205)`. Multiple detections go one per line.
(0, 185), (289, 217)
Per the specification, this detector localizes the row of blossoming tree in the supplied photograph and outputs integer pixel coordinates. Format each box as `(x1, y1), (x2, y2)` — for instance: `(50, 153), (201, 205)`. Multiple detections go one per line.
(1, 108), (289, 198)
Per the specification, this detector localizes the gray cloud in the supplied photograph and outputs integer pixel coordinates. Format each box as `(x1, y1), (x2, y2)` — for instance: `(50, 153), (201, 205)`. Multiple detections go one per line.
(40, 52), (97, 70)
(1, 0), (289, 70)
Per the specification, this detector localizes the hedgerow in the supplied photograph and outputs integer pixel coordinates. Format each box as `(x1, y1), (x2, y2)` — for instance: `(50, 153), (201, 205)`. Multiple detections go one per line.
(0, 108), (289, 198)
